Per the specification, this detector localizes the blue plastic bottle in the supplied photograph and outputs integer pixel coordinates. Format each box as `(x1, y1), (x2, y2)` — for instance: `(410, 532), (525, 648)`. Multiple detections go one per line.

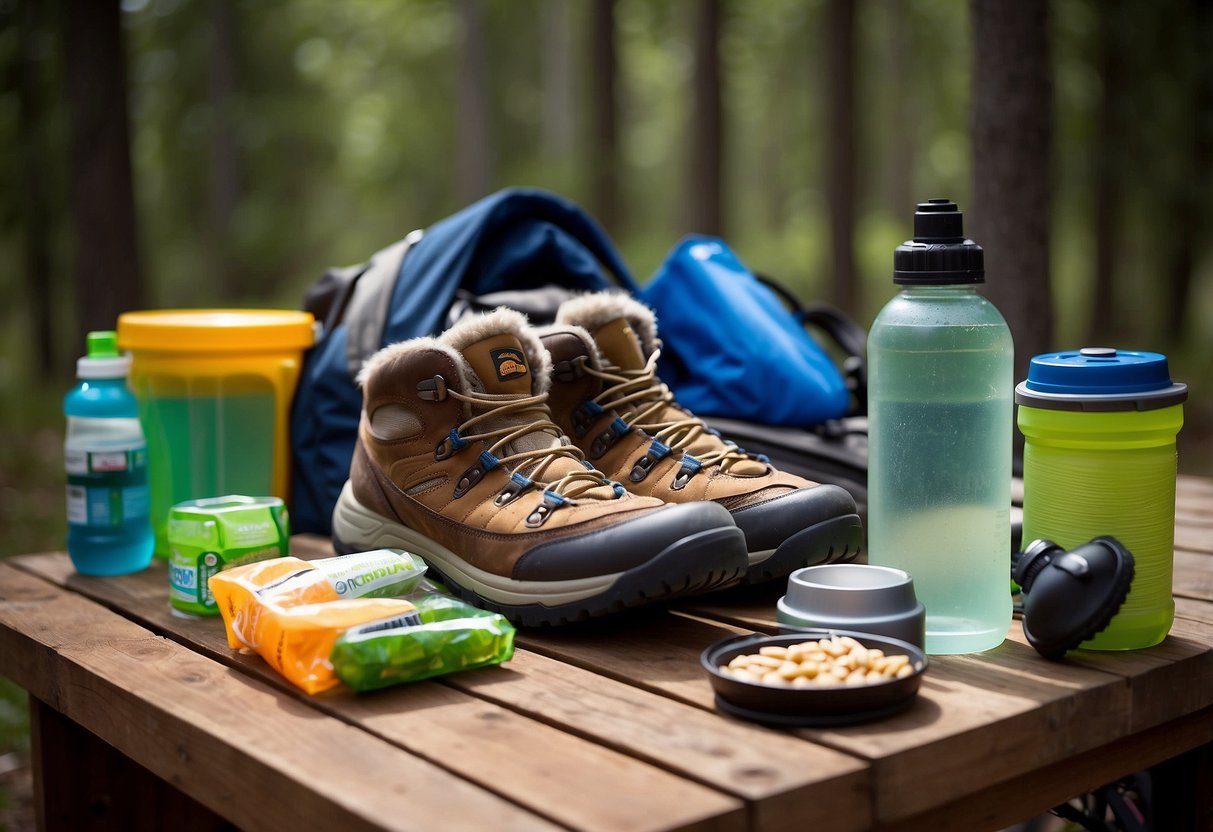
(64, 331), (154, 575)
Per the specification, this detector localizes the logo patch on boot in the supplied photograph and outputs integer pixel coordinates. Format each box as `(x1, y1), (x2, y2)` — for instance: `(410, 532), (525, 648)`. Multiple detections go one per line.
(491, 348), (529, 381)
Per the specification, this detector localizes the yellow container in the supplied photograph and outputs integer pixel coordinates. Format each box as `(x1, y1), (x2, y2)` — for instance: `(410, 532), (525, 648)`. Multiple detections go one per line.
(117, 310), (315, 556)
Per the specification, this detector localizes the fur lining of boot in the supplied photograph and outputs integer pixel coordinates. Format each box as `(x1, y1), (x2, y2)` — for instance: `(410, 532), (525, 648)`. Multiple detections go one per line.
(555, 292), (660, 358)
(357, 307), (553, 396)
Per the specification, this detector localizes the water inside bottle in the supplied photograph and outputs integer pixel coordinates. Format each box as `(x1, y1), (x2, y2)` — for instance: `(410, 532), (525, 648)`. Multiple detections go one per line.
(868, 320), (1013, 654)
(141, 384), (276, 555)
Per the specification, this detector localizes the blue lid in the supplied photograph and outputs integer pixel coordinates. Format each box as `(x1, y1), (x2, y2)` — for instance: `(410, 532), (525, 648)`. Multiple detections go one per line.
(1016, 347), (1188, 411)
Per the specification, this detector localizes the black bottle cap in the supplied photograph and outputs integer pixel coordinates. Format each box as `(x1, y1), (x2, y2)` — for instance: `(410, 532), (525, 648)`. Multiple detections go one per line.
(893, 198), (985, 285)
(1014, 537), (1136, 660)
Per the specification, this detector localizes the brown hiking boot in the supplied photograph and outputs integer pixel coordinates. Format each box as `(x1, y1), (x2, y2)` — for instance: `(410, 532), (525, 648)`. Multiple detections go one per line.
(331, 307), (748, 625)
(540, 292), (864, 585)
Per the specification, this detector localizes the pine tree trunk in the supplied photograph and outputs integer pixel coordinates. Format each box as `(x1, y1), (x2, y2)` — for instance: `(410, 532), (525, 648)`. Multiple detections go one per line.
(64, 0), (146, 347)
(969, 0), (1053, 384)
(209, 0), (241, 299)
(18, 0), (56, 374)
(686, 0), (723, 236)
(884, 0), (913, 217)
(825, 0), (857, 315)
(455, 0), (493, 205)
(542, 0), (575, 161)
(1164, 0), (1213, 344)
(589, 0), (620, 236)
(1091, 2), (1123, 344)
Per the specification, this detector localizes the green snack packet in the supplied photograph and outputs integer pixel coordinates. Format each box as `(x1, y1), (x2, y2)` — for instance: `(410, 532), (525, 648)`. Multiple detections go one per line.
(330, 594), (516, 692)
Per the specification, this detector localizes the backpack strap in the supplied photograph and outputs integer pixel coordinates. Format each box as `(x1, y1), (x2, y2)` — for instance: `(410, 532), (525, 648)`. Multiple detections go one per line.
(341, 229), (424, 376)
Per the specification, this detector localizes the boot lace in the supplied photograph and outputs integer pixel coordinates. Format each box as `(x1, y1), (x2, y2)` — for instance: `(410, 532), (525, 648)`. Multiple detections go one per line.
(449, 388), (614, 499)
(583, 350), (753, 471)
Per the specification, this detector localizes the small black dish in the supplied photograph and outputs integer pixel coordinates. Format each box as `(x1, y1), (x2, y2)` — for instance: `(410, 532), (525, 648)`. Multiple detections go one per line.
(701, 630), (928, 726)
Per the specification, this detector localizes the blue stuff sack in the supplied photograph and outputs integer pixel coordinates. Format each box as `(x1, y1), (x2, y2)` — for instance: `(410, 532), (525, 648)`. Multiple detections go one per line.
(641, 236), (851, 427)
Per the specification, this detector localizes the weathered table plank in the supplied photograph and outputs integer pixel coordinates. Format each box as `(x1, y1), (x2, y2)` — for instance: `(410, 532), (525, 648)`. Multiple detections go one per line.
(6, 469), (1213, 832)
(516, 609), (1131, 824)
(447, 648), (871, 832)
(0, 563), (561, 832)
(9, 555), (747, 832)
(1174, 549), (1213, 601)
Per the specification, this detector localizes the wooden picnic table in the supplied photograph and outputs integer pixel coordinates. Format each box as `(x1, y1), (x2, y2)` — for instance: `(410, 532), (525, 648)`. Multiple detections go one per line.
(2, 475), (1212, 832)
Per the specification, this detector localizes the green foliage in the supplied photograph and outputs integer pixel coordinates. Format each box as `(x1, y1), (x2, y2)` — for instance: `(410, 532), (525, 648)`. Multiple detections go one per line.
(0, 678), (29, 757)
(0, 0), (1209, 448)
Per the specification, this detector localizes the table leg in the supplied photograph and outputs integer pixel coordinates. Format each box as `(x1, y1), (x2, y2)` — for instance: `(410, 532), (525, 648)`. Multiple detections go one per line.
(30, 696), (235, 832)
(1149, 740), (1213, 831)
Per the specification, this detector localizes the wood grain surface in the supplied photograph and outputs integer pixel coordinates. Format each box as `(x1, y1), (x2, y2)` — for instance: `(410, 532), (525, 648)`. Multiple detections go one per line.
(2, 475), (1211, 832)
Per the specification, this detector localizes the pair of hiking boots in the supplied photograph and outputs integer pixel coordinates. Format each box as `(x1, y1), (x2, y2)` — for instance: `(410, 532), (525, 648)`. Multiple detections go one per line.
(332, 292), (862, 626)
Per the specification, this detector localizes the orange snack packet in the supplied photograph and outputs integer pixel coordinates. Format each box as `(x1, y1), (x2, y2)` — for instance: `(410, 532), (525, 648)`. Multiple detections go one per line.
(209, 550), (428, 694)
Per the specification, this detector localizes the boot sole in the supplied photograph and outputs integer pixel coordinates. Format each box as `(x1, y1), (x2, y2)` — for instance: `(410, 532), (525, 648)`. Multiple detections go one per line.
(741, 512), (865, 585)
(331, 482), (748, 626)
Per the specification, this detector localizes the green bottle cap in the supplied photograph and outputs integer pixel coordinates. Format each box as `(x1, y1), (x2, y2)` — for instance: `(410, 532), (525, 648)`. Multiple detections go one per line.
(87, 331), (120, 359)
(78, 330), (130, 379)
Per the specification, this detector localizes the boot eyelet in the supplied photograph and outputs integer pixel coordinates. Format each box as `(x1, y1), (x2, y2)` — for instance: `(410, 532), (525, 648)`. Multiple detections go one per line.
(571, 401), (604, 439)
(417, 375), (448, 401)
(629, 456), (655, 482)
(589, 417), (631, 458)
(453, 466), (484, 498)
(525, 493), (565, 527)
(495, 474), (533, 507)
(629, 440), (673, 482)
(553, 356), (587, 383)
(435, 429), (466, 461)
(453, 451), (499, 498)
(525, 504), (552, 527)
(670, 456), (702, 491)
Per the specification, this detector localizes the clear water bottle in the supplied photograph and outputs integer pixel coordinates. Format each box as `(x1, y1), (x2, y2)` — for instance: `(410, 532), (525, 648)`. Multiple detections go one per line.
(65, 331), (154, 575)
(867, 199), (1014, 654)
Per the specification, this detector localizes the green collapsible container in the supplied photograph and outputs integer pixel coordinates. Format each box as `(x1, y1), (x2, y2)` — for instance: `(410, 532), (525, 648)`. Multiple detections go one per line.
(1016, 348), (1187, 651)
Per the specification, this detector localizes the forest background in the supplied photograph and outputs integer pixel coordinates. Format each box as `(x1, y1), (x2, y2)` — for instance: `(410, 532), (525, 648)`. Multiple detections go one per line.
(1, 1), (1212, 827)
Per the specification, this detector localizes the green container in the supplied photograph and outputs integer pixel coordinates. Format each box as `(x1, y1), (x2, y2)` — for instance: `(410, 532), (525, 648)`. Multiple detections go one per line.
(1016, 348), (1187, 651)
(117, 310), (315, 557)
(167, 495), (290, 617)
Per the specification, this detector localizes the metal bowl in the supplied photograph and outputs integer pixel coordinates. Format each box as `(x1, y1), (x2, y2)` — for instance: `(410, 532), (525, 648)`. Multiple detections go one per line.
(777, 564), (926, 648)
(701, 630), (928, 727)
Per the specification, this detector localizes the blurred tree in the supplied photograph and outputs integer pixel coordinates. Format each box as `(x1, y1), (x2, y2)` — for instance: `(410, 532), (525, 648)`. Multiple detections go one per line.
(588, 0), (619, 237)
(63, 0), (145, 343)
(686, 0), (722, 236)
(882, 0), (912, 217)
(1091, 0), (1126, 343)
(1162, 0), (1213, 345)
(208, 0), (241, 298)
(970, 0), (1053, 383)
(456, 0), (493, 204)
(17, 0), (54, 374)
(825, 0), (857, 315)
(541, 0), (575, 161)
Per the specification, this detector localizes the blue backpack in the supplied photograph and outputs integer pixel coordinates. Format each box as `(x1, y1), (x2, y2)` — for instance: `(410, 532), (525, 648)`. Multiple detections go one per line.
(291, 188), (859, 534)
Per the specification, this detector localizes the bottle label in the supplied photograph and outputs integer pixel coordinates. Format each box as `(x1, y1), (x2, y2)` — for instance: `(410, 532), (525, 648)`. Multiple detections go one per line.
(65, 446), (149, 528)
(65, 447), (146, 475)
(169, 550), (223, 614)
